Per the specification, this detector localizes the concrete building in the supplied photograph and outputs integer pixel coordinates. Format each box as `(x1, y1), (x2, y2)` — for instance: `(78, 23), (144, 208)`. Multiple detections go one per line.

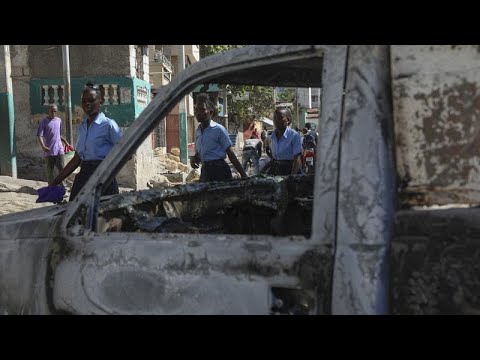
(0, 46), (16, 178)
(0, 45), (152, 188)
(0, 45), (200, 190)
(149, 45), (199, 158)
(296, 87), (321, 130)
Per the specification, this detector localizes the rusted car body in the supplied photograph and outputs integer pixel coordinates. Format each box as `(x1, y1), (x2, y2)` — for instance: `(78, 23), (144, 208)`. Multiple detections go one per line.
(1, 45), (479, 314)
(0, 46), (332, 314)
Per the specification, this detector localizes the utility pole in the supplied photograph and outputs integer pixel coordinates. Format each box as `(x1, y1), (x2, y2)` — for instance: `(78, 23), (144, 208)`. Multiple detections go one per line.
(178, 45), (188, 164)
(62, 45), (73, 145)
(0, 45), (17, 177)
(296, 88), (300, 129)
(224, 88), (228, 132)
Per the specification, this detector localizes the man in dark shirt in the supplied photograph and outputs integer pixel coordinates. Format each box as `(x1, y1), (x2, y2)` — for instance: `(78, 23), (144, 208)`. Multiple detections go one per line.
(242, 135), (263, 174)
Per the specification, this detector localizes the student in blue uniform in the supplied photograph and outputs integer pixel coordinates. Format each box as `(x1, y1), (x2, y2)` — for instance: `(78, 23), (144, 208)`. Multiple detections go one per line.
(190, 93), (247, 182)
(50, 82), (122, 201)
(261, 107), (302, 176)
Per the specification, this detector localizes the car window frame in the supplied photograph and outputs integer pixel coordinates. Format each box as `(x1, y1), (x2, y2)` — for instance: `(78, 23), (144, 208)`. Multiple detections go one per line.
(59, 45), (346, 242)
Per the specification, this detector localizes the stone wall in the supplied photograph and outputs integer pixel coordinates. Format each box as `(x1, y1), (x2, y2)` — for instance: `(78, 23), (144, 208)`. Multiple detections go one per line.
(118, 134), (157, 190)
(29, 45), (130, 78)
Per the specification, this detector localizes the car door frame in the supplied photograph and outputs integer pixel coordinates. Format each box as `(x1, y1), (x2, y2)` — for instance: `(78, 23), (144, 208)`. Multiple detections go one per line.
(49, 45), (350, 314)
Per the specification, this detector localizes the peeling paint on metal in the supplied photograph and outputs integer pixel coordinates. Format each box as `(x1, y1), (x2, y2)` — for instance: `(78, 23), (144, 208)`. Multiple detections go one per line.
(392, 45), (480, 205)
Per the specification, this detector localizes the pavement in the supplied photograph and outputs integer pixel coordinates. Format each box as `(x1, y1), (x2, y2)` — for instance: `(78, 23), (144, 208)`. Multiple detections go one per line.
(0, 176), (133, 217)
(0, 176), (51, 216)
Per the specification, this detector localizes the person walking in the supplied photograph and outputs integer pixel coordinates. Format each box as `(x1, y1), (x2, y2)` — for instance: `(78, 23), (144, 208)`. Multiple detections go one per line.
(190, 93), (247, 182)
(36, 104), (71, 185)
(261, 107), (302, 176)
(49, 82), (122, 201)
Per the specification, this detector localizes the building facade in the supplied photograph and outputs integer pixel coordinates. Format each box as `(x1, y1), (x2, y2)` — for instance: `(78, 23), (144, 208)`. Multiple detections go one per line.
(0, 45), (199, 189)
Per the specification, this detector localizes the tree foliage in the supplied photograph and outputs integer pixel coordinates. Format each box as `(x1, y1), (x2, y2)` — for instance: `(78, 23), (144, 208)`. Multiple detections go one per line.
(229, 85), (274, 121)
(199, 45), (240, 59)
(276, 88), (296, 103)
(198, 45), (277, 127)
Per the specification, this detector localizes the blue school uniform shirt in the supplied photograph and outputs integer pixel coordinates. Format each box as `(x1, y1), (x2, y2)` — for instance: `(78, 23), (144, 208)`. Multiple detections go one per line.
(195, 120), (232, 162)
(76, 112), (122, 161)
(271, 126), (302, 160)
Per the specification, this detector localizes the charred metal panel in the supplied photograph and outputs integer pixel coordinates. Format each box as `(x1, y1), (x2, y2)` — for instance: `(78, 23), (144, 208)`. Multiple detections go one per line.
(333, 45), (396, 314)
(0, 205), (65, 314)
(333, 244), (389, 314)
(50, 175), (328, 314)
(313, 45), (348, 245)
(211, 46), (323, 87)
(392, 45), (480, 205)
(52, 233), (329, 315)
(309, 45), (347, 314)
(0, 205), (65, 240)
(392, 208), (480, 314)
(0, 238), (51, 314)
(42, 45), (338, 314)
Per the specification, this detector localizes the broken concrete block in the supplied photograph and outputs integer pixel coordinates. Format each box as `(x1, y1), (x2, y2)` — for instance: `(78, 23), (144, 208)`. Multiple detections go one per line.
(167, 154), (181, 163)
(148, 174), (171, 188)
(165, 161), (177, 172)
(177, 163), (190, 173)
(153, 147), (165, 156)
(186, 169), (200, 183)
(163, 172), (184, 183)
(170, 148), (180, 157)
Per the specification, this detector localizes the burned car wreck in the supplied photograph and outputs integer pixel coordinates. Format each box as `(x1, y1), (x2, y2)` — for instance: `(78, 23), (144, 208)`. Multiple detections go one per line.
(0, 175), (320, 315)
(3, 45), (477, 315)
(0, 45), (331, 315)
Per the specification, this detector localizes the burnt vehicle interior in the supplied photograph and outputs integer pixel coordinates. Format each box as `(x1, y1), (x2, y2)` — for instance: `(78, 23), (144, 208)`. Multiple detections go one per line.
(97, 175), (315, 237)
(71, 46), (325, 239)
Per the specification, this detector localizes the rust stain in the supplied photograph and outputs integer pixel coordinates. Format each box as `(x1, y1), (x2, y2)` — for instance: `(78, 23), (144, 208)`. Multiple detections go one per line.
(413, 80), (480, 187)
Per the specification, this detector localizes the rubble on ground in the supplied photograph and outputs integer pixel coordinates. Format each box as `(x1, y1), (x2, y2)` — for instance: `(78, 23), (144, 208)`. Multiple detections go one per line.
(150, 147), (193, 187)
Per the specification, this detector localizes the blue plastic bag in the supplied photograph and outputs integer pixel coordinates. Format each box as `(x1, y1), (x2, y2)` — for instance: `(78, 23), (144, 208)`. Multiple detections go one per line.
(36, 186), (66, 203)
